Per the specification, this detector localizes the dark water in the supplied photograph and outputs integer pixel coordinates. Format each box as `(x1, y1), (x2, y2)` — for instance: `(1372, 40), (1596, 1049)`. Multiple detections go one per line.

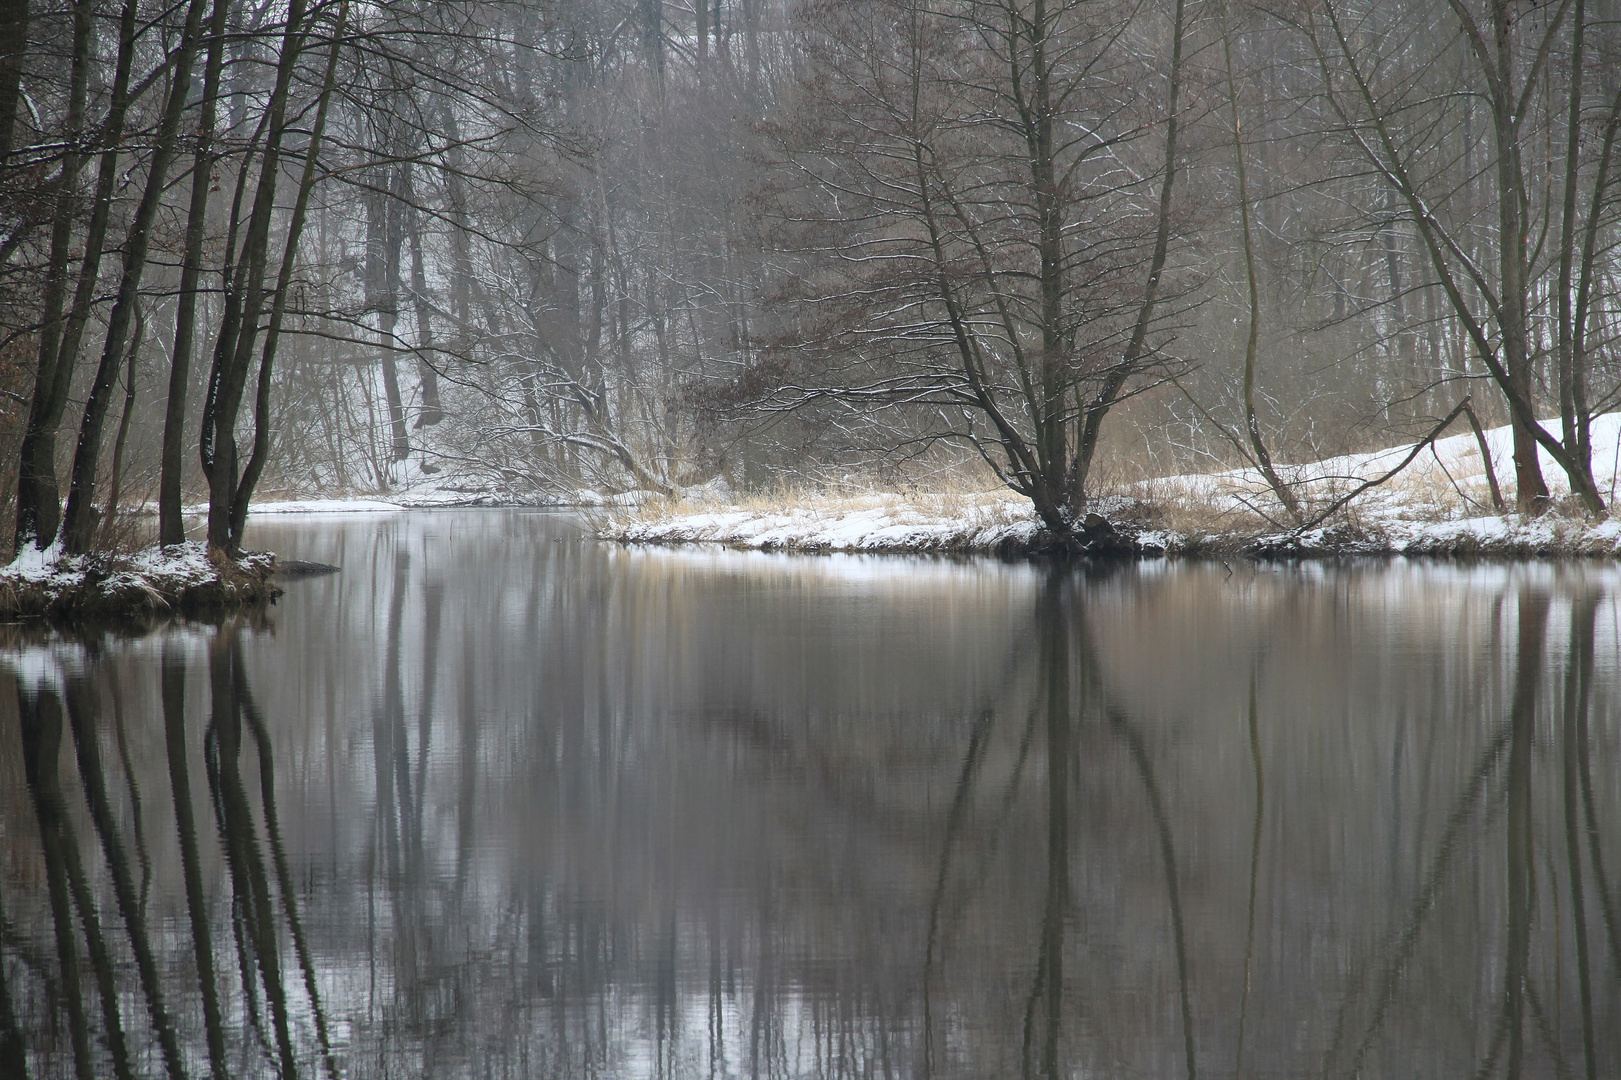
(2, 509), (1619, 1079)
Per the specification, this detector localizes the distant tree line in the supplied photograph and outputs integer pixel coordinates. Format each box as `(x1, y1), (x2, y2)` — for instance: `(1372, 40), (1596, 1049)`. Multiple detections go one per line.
(0, 0), (1618, 555)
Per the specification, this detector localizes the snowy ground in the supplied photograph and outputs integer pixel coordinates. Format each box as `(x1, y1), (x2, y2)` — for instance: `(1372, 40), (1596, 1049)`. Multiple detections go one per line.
(609, 414), (1621, 557)
(233, 498), (405, 514)
(179, 486), (529, 515)
(0, 540), (279, 620)
(211, 482), (658, 517)
(612, 491), (1047, 553)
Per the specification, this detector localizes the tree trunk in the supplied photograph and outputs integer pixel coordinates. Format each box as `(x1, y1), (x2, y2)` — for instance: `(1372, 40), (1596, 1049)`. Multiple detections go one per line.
(1027, 0), (1070, 518)
(1492, 0), (1546, 513)
(202, 0), (311, 552)
(227, 0), (347, 550)
(100, 304), (142, 547)
(0, 0), (30, 159)
(406, 175), (442, 428)
(12, 0), (91, 552)
(1070, 0), (1186, 500)
(1223, 0), (1300, 520)
(161, 0), (234, 546)
(367, 157), (410, 465)
(62, 0), (211, 553)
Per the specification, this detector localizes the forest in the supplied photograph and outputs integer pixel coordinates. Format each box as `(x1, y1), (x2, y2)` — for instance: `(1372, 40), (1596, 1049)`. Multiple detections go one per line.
(0, 0), (1618, 557)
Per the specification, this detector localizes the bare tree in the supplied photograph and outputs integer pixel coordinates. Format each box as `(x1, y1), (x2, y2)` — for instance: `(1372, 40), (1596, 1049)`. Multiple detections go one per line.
(1299, 0), (1621, 514)
(747, 0), (1188, 541)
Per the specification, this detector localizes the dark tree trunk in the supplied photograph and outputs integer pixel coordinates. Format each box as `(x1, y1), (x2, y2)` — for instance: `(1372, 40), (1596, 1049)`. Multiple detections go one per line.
(161, 0), (234, 546)
(1489, 0), (1549, 513)
(0, 0), (30, 159)
(367, 154), (410, 464)
(202, 0), (312, 552)
(99, 303), (143, 546)
(228, 1), (348, 550)
(62, 0), (211, 553)
(1069, 0), (1186, 503)
(406, 170), (442, 428)
(12, 0), (91, 552)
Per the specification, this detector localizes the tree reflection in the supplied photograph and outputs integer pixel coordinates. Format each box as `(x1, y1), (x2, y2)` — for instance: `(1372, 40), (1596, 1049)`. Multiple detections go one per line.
(4, 622), (338, 1079)
(0, 866), (25, 1076)
(65, 658), (188, 1080)
(1501, 593), (1545, 1080)
(16, 672), (99, 1080)
(0, 552), (1618, 1079)
(162, 638), (228, 1079)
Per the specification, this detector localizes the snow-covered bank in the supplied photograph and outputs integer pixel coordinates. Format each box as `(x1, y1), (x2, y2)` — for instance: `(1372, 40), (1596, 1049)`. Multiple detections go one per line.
(612, 491), (1051, 554)
(178, 485), (635, 516)
(182, 489), (519, 515)
(241, 498), (405, 514)
(608, 415), (1621, 559)
(0, 542), (280, 621)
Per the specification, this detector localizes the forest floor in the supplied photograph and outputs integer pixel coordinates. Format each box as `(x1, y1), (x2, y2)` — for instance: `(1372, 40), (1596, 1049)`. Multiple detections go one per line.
(606, 413), (1621, 558)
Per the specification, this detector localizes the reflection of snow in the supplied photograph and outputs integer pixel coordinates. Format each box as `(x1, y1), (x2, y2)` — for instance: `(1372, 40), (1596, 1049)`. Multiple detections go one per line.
(2, 646), (71, 694)
(614, 543), (1047, 594)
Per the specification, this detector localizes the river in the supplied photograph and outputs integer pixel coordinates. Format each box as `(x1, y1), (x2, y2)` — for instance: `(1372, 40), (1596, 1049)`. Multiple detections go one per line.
(1, 508), (1617, 1078)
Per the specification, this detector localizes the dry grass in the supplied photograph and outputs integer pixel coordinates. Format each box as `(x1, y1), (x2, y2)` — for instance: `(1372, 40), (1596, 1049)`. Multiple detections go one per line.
(96, 506), (160, 554)
(603, 479), (1032, 534)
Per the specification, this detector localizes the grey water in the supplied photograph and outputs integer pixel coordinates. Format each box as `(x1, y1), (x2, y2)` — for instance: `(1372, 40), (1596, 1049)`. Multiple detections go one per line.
(2, 509), (1618, 1079)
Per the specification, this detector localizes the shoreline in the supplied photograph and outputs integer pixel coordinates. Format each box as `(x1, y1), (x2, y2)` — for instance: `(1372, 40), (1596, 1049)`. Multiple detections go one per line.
(0, 542), (282, 622)
(606, 499), (1621, 560)
(8, 491), (1621, 626)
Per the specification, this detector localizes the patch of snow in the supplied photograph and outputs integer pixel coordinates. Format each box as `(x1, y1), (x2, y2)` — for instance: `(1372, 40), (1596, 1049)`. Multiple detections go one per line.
(685, 478), (734, 501)
(244, 499), (405, 515)
(575, 488), (662, 508)
(616, 492), (1042, 553)
(7, 538), (67, 584)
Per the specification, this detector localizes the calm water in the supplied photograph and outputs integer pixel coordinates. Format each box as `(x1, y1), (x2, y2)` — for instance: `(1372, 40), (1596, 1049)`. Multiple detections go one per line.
(1, 509), (1618, 1079)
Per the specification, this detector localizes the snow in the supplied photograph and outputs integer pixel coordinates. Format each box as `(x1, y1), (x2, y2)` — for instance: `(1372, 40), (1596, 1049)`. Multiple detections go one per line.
(2, 540), (221, 588)
(0, 540), (276, 618)
(244, 498), (406, 515)
(615, 492), (1043, 553)
(571, 488), (664, 507)
(6, 537), (66, 583)
(1145, 411), (1621, 523)
(611, 413), (1621, 557)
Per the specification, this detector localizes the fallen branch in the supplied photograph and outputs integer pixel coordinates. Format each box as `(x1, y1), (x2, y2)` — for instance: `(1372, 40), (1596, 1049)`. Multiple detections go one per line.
(1293, 397), (1475, 532)
(1461, 400), (1506, 511)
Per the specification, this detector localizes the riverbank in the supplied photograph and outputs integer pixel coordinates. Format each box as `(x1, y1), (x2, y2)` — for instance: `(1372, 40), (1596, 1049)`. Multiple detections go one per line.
(607, 492), (1621, 558)
(606, 414), (1621, 559)
(0, 542), (280, 621)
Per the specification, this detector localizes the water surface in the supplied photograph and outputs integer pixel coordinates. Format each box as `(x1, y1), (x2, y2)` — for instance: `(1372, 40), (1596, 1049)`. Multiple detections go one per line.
(2, 509), (1618, 1078)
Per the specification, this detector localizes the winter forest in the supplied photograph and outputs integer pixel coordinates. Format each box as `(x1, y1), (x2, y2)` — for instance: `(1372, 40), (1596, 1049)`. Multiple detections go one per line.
(1, 0), (1620, 555)
(7, 4), (1621, 1077)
